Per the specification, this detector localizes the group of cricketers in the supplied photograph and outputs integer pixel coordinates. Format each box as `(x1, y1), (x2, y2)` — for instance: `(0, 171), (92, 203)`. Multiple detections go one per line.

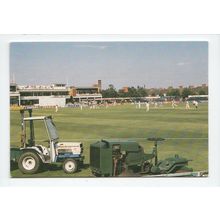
(55, 99), (200, 113)
(135, 99), (199, 112)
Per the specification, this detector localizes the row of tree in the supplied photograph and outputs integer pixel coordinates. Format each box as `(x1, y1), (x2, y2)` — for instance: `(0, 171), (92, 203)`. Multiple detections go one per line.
(101, 84), (208, 98)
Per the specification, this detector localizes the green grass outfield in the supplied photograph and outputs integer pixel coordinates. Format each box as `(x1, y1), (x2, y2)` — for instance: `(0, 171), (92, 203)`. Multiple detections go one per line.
(10, 102), (208, 177)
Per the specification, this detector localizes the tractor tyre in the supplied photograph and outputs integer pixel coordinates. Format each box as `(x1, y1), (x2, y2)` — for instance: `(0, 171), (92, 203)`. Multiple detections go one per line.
(18, 151), (41, 174)
(63, 159), (78, 174)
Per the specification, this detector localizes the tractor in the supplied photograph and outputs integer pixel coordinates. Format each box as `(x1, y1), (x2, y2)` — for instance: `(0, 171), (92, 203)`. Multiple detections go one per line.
(10, 108), (84, 174)
(90, 138), (192, 177)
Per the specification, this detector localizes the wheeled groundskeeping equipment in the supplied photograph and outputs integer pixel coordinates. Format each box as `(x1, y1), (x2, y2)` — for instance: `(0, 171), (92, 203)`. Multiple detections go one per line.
(10, 108), (84, 174)
(10, 108), (196, 177)
(90, 138), (192, 177)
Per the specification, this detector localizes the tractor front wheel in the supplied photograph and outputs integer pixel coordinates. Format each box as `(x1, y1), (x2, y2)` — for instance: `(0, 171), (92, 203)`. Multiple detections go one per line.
(63, 159), (78, 174)
(18, 151), (41, 174)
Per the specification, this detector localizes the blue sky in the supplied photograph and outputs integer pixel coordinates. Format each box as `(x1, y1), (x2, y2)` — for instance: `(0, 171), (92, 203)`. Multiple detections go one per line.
(10, 42), (208, 89)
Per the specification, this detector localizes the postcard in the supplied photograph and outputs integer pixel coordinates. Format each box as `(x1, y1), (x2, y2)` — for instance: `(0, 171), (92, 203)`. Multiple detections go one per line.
(9, 41), (208, 178)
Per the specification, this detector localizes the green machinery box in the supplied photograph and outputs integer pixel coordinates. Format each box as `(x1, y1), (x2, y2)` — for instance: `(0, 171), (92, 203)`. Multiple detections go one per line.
(90, 139), (151, 176)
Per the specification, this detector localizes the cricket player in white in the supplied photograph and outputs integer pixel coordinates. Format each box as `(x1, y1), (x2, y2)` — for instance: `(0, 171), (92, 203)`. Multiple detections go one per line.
(193, 100), (198, 109)
(55, 105), (58, 112)
(185, 101), (190, 109)
(171, 100), (176, 109)
(146, 102), (150, 112)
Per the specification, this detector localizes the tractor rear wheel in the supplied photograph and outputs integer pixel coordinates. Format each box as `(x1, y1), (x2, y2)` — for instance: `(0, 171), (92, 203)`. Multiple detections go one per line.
(63, 159), (78, 174)
(18, 151), (41, 174)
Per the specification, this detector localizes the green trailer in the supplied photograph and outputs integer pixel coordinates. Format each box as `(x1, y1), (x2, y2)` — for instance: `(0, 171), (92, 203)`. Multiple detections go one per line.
(90, 138), (193, 177)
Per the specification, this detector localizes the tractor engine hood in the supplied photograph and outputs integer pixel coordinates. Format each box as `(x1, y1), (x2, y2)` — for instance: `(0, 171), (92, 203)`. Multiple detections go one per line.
(56, 142), (83, 154)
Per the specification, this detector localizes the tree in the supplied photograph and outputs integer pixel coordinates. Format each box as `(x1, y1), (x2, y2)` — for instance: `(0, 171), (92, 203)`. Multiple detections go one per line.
(182, 88), (194, 98)
(127, 87), (139, 97)
(101, 84), (119, 98)
(159, 90), (165, 97)
(198, 89), (206, 95)
(167, 88), (180, 97)
(137, 87), (148, 97)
